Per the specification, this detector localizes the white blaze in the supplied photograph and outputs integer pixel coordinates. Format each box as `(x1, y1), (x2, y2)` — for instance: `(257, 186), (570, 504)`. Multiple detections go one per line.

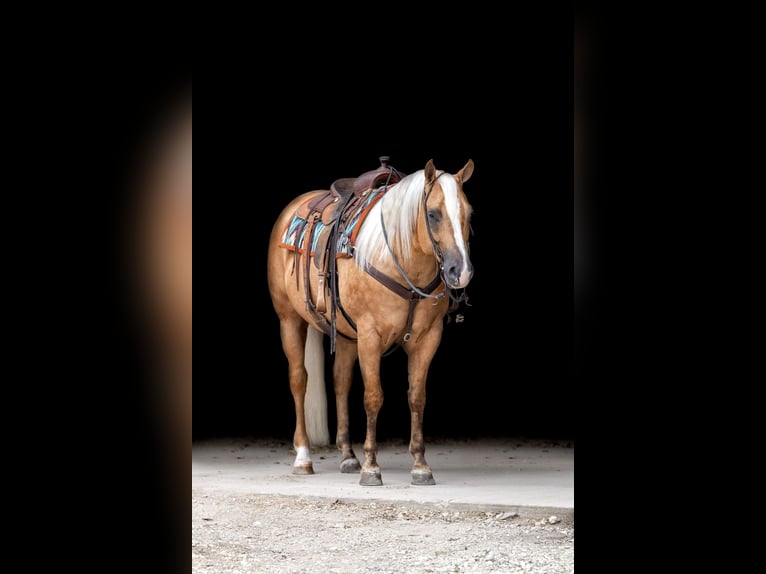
(439, 175), (470, 285)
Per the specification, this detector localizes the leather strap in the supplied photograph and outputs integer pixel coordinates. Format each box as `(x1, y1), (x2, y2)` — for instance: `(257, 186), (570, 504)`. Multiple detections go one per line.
(365, 263), (444, 344)
(365, 264), (443, 301)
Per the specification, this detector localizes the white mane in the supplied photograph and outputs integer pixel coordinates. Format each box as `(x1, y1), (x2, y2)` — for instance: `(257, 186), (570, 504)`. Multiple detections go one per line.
(354, 169), (436, 269)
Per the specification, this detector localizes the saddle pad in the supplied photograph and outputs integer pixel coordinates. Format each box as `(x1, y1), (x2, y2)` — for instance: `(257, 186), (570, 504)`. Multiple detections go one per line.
(278, 216), (327, 256)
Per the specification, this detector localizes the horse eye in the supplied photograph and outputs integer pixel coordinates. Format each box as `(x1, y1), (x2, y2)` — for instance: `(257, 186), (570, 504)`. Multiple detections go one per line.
(428, 210), (439, 222)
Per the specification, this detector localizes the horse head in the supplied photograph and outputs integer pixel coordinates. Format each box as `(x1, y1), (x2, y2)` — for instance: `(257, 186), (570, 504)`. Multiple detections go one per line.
(421, 159), (475, 289)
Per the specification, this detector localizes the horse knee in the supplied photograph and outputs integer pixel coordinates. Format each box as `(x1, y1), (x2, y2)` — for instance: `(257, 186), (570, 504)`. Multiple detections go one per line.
(364, 393), (383, 413)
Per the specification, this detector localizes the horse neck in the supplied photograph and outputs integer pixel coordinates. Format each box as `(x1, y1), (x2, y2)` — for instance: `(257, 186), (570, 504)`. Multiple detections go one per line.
(380, 228), (441, 286)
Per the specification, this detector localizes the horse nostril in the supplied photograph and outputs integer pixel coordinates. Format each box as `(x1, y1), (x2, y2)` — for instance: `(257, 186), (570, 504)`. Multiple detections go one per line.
(447, 265), (459, 282)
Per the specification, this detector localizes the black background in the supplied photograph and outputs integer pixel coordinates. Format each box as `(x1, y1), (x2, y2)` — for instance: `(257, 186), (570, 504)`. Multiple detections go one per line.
(194, 26), (575, 444)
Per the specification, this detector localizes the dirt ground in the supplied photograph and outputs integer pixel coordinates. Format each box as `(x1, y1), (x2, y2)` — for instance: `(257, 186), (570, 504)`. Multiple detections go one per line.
(192, 492), (574, 573)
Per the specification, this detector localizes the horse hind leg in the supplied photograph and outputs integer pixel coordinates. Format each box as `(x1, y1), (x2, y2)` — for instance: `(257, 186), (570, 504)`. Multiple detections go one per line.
(279, 317), (314, 475)
(333, 337), (361, 473)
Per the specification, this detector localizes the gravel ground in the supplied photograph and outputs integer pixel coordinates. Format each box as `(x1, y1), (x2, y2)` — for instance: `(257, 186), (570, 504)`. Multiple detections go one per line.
(192, 492), (574, 573)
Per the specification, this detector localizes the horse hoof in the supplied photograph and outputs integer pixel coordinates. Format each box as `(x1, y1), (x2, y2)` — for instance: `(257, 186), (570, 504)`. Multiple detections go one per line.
(340, 458), (361, 473)
(411, 470), (435, 485)
(292, 463), (314, 475)
(359, 470), (383, 486)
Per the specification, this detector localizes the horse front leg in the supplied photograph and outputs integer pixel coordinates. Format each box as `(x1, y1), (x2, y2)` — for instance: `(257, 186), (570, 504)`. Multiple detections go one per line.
(405, 323), (443, 485)
(333, 336), (361, 473)
(357, 334), (384, 486)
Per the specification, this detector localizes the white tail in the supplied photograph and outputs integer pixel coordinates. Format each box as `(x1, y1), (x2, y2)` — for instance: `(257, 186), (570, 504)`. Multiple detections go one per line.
(304, 325), (330, 446)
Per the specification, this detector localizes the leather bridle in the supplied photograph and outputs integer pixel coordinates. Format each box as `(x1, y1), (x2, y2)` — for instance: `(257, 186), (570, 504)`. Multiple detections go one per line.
(364, 170), (470, 345)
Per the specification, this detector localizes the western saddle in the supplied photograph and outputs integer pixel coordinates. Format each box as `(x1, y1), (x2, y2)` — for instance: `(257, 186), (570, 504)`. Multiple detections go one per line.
(285, 157), (404, 349)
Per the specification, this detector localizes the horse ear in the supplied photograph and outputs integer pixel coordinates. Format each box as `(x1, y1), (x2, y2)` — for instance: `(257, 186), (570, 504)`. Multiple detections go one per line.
(424, 159), (437, 184)
(456, 159), (474, 183)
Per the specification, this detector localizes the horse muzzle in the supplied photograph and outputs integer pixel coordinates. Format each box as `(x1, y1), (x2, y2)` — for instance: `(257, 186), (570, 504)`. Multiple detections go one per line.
(444, 258), (473, 289)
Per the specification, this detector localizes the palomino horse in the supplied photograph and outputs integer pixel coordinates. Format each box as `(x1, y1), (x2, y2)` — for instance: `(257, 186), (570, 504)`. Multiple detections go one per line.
(267, 158), (474, 485)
